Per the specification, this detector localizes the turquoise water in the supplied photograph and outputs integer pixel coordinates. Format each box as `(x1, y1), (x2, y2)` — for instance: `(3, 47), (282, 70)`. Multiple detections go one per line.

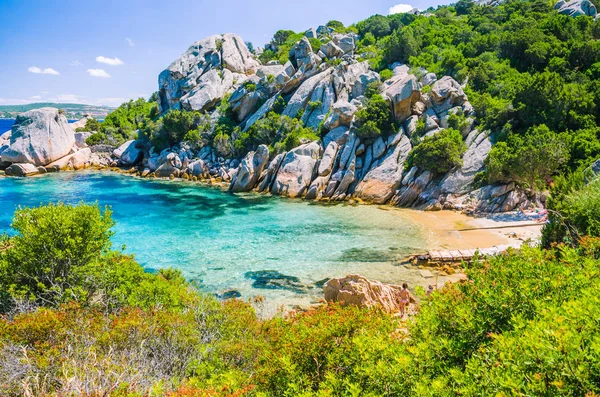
(0, 171), (429, 308)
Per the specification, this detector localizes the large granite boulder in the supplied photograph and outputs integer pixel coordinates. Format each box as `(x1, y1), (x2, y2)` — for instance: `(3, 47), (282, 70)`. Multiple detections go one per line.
(1, 108), (75, 166)
(230, 144), (270, 192)
(354, 135), (412, 204)
(158, 34), (258, 113)
(441, 131), (491, 194)
(282, 69), (333, 119)
(323, 274), (407, 313)
(430, 76), (466, 113)
(333, 62), (380, 102)
(70, 148), (92, 170)
(271, 141), (322, 198)
(323, 101), (357, 130)
(113, 140), (143, 165)
(384, 74), (420, 122)
(4, 163), (41, 177)
(554, 0), (597, 17)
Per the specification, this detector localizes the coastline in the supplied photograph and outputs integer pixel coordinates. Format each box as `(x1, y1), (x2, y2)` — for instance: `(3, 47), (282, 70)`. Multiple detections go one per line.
(0, 167), (543, 314)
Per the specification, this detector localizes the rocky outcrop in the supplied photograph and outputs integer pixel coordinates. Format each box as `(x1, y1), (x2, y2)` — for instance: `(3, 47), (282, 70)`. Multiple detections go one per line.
(323, 274), (407, 313)
(230, 144), (270, 192)
(271, 142), (322, 198)
(157, 34), (258, 113)
(4, 32), (534, 215)
(354, 135), (412, 204)
(1, 108), (75, 166)
(554, 0), (597, 17)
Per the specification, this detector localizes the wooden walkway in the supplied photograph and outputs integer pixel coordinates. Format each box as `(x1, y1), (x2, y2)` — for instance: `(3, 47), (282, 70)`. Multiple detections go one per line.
(415, 243), (521, 265)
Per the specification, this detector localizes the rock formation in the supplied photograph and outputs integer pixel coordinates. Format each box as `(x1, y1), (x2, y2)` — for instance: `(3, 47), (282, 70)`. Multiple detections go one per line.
(323, 274), (409, 313)
(0, 109), (92, 176)
(1, 31), (536, 214)
(1, 108), (75, 166)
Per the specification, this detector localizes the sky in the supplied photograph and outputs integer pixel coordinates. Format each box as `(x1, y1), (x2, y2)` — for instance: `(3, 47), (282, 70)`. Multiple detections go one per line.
(0, 0), (449, 107)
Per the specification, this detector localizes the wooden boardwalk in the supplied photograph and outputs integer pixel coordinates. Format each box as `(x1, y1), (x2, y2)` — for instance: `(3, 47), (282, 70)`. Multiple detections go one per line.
(416, 243), (521, 265)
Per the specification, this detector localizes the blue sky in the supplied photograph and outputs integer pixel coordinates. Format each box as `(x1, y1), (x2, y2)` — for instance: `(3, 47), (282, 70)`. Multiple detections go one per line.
(0, 0), (448, 107)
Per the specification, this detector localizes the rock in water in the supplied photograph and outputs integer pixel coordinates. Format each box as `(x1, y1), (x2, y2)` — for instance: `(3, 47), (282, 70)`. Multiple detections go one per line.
(5, 163), (40, 177)
(1, 108), (75, 166)
(323, 274), (406, 313)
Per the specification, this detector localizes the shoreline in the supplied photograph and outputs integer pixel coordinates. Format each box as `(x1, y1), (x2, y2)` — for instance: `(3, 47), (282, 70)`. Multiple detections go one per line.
(0, 167), (543, 314)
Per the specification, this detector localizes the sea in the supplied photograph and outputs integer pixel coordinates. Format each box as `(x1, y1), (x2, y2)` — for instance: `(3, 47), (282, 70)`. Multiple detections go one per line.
(0, 171), (433, 311)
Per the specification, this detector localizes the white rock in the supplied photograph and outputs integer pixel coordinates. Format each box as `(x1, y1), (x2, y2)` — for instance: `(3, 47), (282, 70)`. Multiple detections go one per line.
(1, 108), (75, 166)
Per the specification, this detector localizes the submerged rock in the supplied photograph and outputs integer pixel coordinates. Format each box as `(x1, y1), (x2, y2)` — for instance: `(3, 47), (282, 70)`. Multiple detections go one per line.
(245, 270), (310, 294)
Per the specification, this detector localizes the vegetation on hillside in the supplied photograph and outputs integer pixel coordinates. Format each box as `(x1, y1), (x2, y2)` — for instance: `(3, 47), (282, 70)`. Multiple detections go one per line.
(1, 200), (600, 395)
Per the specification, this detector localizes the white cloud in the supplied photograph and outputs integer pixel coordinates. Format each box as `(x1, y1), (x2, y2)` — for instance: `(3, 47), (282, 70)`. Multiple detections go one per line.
(86, 68), (111, 78)
(29, 95), (42, 100)
(70, 60), (82, 67)
(389, 3), (416, 14)
(28, 66), (60, 75)
(125, 38), (135, 47)
(96, 56), (124, 66)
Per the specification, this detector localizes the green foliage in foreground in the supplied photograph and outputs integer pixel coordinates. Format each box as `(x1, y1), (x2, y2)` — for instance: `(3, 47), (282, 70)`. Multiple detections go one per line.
(1, 203), (600, 396)
(407, 128), (466, 175)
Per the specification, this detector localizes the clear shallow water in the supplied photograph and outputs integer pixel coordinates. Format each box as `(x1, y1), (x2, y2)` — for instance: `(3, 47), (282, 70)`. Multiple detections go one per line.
(0, 171), (429, 308)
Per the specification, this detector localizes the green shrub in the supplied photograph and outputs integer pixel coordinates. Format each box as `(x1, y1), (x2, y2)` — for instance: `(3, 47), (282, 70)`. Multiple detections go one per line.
(0, 203), (114, 309)
(85, 132), (107, 146)
(379, 68), (393, 82)
(543, 175), (600, 246)
(485, 125), (569, 191)
(354, 93), (395, 140)
(75, 118), (101, 132)
(407, 128), (466, 175)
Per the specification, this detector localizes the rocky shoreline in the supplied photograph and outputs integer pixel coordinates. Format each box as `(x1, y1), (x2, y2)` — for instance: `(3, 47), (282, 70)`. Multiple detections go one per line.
(1, 30), (545, 215)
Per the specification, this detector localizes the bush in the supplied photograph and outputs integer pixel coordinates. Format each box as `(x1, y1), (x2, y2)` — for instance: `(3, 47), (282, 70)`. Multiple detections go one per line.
(0, 203), (114, 309)
(100, 98), (159, 143)
(485, 124), (569, 191)
(75, 117), (101, 132)
(85, 132), (107, 146)
(543, 175), (600, 246)
(354, 93), (395, 140)
(407, 128), (466, 175)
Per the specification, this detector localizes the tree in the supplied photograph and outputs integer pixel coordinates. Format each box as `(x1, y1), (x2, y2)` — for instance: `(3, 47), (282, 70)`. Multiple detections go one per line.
(382, 27), (420, 65)
(354, 93), (395, 140)
(357, 15), (392, 38)
(0, 203), (114, 307)
(542, 173), (600, 246)
(407, 128), (467, 175)
(485, 125), (569, 191)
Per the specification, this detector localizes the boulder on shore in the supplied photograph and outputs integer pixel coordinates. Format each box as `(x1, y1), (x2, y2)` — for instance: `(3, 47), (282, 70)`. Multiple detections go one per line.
(1, 108), (75, 166)
(323, 274), (407, 313)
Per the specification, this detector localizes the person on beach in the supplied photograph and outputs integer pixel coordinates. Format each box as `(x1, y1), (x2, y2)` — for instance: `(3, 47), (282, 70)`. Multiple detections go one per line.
(399, 283), (411, 317)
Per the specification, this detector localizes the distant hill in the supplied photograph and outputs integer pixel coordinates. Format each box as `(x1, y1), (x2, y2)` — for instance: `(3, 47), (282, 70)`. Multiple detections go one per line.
(0, 103), (114, 119)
